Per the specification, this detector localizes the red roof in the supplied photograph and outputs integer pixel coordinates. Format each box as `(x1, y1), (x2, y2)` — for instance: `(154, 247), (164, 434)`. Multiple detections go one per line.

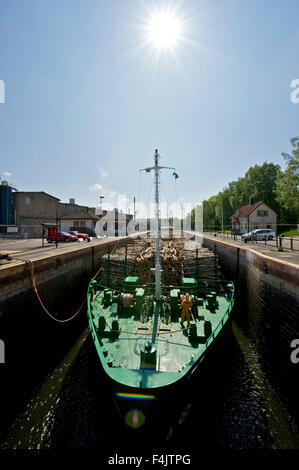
(231, 201), (263, 219)
(231, 201), (279, 220)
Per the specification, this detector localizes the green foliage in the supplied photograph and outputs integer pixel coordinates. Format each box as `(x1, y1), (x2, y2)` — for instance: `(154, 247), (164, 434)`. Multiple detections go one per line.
(275, 137), (299, 222)
(198, 162), (281, 230)
(189, 138), (299, 230)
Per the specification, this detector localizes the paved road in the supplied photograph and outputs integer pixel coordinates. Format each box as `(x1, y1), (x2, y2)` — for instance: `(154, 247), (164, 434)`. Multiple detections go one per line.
(0, 237), (118, 265)
(203, 232), (299, 266)
(206, 232), (299, 251)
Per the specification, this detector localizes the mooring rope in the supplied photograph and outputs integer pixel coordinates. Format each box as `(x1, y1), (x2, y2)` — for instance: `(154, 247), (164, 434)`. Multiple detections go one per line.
(9, 237), (123, 323)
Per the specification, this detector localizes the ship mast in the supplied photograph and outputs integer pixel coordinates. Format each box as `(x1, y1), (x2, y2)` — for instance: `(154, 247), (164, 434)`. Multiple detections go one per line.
(140, 149), (176, 302)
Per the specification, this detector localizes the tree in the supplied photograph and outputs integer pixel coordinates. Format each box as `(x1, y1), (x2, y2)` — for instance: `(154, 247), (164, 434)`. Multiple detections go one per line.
(275, 137), (299, 221)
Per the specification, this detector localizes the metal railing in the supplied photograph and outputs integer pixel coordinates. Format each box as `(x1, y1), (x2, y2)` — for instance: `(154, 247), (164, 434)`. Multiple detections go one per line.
(203, 231), (299, 252)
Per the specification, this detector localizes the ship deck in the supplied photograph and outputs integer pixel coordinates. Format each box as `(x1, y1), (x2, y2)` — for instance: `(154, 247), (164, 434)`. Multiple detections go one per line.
(91, 293), (231, 375)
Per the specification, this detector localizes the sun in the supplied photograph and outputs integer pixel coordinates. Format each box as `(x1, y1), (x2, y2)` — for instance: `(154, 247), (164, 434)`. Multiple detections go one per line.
(146, 10), (183, 50)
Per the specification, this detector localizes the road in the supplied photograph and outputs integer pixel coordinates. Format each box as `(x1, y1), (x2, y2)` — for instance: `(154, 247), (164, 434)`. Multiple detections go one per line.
(0, 237), (118, 264)
(203, 232), (299, 266)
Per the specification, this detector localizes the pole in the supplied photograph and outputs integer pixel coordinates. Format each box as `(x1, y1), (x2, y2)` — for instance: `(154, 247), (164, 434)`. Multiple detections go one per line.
(139, 150), (177, 343)
(154, 149), (161, 301)
(214, 243), (218, 293)
(124, 245), (128, 276)
(138, 149), (176, 301)
(133, 197), (136, 220)
(221, 198), (223, 234)
(195, 247), (199, 279)
(56, 209), (58, 248)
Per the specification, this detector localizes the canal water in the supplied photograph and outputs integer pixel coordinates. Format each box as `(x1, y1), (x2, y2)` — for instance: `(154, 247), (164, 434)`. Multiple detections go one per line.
(1, 315), (299, 451)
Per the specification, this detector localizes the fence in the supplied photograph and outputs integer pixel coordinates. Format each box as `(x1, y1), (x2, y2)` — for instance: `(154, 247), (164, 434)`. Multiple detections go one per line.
(203, 230), (299, 252)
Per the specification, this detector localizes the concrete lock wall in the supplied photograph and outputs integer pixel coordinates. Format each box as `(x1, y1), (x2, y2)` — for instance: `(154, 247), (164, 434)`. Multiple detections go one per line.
(201, 234), (299, 424)
(0, 236), (134, 437)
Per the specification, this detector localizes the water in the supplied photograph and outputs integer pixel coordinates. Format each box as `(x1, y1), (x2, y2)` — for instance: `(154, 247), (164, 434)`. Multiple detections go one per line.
(1, 320), (299, 451)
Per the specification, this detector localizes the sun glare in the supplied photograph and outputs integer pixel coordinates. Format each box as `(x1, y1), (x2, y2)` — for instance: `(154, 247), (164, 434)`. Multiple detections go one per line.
(146, 11), (183, 49)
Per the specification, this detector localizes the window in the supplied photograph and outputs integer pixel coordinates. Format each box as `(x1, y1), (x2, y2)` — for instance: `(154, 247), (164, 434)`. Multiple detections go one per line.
(74, 221), (79, 227)
(257, 209), (269, 216)
(25, 197), (31, 206)
(80, 221), (86, 228)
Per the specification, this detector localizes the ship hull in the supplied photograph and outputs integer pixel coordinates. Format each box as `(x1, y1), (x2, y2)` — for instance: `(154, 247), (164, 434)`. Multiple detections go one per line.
(92, 315), (233, 438)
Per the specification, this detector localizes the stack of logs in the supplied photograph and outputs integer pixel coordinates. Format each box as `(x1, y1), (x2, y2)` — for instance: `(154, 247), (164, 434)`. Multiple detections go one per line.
(133, 240), (183, 285)
(100, 238), (219, 285)
(182, 245), (219, 280)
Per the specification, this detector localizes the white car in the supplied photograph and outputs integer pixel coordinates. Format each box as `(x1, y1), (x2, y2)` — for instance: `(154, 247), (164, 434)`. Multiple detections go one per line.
(242, 229), (275, 241)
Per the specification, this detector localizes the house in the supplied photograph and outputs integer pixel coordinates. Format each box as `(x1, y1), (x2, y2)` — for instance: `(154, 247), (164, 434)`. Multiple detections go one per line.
(60, 210), (100, 236)
(230, 200), (278, 234)
(12, 191), (60, 237)
(95, 209), (133, 236)
(59, 198), (96, 217)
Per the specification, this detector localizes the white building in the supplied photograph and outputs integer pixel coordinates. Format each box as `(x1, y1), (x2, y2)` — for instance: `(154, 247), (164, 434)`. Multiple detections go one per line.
(60, 210), (100, 235)
(231, 201), (278, 234)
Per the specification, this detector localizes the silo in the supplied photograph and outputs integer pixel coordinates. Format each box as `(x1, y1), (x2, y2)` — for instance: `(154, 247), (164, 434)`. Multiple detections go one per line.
(0, 182), (13, 225)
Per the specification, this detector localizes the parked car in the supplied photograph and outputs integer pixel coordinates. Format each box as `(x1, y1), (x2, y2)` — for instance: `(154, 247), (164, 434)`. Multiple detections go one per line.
(47, 231), (78, 243)
(242, 229), (275, 242)
(68, 231), (89, 241)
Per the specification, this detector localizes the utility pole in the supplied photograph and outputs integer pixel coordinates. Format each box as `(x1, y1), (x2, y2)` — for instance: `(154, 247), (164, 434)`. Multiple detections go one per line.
(221, 198), (224, 234)
(56, 208), (59, 248)
(133, 196), (136, 220)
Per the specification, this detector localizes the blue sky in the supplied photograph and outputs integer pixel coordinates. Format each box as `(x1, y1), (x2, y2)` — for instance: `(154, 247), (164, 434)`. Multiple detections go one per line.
(0, 0), (298, 216)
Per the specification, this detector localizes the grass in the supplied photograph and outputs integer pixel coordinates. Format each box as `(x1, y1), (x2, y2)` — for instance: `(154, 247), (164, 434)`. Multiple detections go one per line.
(280, 229), (299, 237)
(277, 246), (284, 252)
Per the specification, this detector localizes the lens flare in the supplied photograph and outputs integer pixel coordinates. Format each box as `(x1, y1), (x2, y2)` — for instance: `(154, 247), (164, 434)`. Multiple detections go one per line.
(125, 409), (145, 429)
(116, 392), (155, 401)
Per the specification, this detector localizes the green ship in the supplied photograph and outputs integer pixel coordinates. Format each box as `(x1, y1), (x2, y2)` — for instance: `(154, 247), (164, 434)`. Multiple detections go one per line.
(87, 150), (234, 430)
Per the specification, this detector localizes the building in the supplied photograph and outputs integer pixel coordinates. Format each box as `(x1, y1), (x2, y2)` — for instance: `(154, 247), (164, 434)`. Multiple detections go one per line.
(7, 191), (132, 238)
(95, 209), (133, 236)
(0, 181), (13, 226)
(59, 198), (96, 217)
(12, 191), (60, 237)
(230, 200), (278, 234)
(60, 210), (100, 235)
